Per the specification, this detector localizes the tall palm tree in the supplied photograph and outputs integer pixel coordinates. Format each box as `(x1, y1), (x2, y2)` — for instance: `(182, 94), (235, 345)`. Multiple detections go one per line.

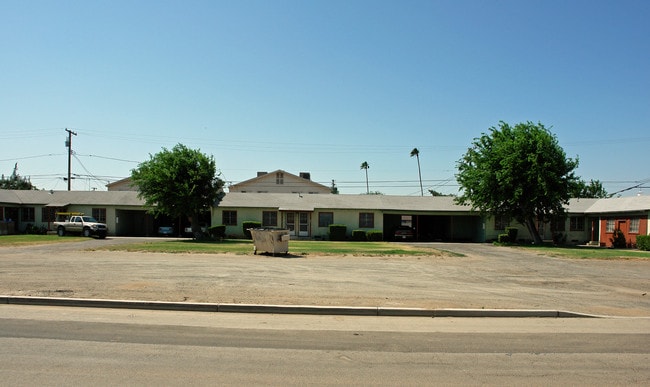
(360, 161), (370, 194)
(410, 148), (423, 196)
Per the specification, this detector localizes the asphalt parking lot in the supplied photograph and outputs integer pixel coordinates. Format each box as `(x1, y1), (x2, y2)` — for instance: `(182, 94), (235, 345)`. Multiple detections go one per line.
(1, 237), (649, 317)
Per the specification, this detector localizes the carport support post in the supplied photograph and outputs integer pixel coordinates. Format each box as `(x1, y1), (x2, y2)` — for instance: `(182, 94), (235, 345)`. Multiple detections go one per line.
(450, 216), (453, 241)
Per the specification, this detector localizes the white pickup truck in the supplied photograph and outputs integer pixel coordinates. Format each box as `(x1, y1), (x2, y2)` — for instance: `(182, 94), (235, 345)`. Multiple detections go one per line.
(54, 213), (108, 239)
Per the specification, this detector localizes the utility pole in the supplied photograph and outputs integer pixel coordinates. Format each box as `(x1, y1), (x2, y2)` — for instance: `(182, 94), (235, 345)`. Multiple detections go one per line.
(65, 128), (77, 191)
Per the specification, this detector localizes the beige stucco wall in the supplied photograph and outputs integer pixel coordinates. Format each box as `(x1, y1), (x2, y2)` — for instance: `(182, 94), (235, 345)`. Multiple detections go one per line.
(483, 216), (592, 244)
(215, 207), (383, 239)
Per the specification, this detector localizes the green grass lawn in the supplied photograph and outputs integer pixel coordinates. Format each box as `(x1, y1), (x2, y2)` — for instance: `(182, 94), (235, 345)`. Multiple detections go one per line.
(3, 234), (647, 259)
(0, 234), (87, 246)
(514, 244), (650, 260)
(97, 239), (440, 256)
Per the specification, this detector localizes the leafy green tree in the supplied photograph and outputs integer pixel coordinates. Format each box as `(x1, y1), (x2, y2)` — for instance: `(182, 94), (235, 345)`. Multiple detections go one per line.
(131, 144), (225, 238)
(570, 179), (608, 198)
(455, 121), (579, 244)
(0, 163), (36, 190)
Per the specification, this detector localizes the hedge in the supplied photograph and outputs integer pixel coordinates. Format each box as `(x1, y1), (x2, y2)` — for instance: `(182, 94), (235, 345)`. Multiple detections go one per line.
(366, 230), (384, 241)
(329, 224), (347, 241)
(497, 233), (510, 243)
(637, 235), (650, 251)
(505, 227), (518, 242)
(351, 230), (366, 241)
(208, 225), (226, 239)
(242, 221), (262, 239)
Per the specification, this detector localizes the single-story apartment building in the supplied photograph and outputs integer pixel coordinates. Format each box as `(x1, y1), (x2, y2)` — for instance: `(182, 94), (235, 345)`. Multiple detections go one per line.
(213, 193), (638, 245)
(0, 190), (158, 237)
(584, 196), (650, 247)
(1, 189), (648, 246)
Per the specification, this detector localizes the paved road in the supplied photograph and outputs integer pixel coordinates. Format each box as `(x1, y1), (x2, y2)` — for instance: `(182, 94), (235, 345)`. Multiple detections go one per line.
(1, 238), (649, 316)
(1, 305), (649, 385)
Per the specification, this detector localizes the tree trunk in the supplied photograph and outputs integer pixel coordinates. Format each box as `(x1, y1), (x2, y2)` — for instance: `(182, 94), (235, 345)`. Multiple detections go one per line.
(190, 212), (201, 239)
(524, 217), (544, 245)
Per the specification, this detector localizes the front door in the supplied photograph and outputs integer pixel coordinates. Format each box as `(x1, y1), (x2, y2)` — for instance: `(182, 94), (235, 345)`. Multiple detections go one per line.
(299, 212), (309, 237)
(286, 213), (296, 236)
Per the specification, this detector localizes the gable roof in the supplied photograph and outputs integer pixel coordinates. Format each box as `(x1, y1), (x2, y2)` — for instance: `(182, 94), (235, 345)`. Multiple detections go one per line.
(0, 190), (144, 207)
(566, 198), (600, 213)
(583, 195), (650, 214)
(2, 189), (649, 215)
(219, 192), (473, 213)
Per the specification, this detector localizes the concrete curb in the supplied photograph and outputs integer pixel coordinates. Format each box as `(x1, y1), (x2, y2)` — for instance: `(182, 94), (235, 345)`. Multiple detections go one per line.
(0, 295), (602, 318)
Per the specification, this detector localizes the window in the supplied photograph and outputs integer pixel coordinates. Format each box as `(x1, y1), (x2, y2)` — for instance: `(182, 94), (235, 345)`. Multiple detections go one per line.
(92, 208), (107, 222)
(223, 210), (237, 226)
(262, 211), (278, 227)
(630, 218), (640, 234)
(569, 216), (585, 231)
(552, 217), (566, 232)
(318, 212), (333, 227)
(359, 212), (374, 228)
(21, 207), (35, 222)
(42, 207), (57, 222)
(494, 215), (509, 231)
(606, 219), (615, 233)
(276, 172), (284, 185)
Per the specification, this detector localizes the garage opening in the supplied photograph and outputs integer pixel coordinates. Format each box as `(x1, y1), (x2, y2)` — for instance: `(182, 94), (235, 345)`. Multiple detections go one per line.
(384, 214), (483, 242)
(115, 210), (153, 236)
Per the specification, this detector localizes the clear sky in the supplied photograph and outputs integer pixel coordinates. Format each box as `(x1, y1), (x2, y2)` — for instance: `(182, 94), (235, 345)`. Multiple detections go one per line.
(1, 0), (649, 196)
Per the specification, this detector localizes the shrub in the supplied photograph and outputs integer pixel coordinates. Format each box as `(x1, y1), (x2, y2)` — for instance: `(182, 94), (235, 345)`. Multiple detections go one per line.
(505, 227), (518, 242)
(351, 230), (366, 241)
(366, 230), (384, 241)
(552, 232), (566, 245)
(497, 233), (510, 243)
(328, 224), (347, 241)
(610, 229), (627, 248)
(636, 235), (650, 251)
(242, 221), (262, 239)
(24, 223), (47, 235)
(208, 225), (226, 239)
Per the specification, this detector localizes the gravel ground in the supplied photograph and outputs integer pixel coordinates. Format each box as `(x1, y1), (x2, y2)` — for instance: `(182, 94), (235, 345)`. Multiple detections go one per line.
(1, 238), (649, 317)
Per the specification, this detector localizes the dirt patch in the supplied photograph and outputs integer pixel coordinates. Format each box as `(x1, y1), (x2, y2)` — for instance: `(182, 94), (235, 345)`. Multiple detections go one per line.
(1, 239), (649, 316)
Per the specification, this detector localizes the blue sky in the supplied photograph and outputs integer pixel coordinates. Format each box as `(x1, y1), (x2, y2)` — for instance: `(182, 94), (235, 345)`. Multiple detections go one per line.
(1, 0), (649, 195)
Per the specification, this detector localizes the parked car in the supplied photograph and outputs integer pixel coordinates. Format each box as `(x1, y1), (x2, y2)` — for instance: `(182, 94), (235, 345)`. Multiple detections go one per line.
(394, 226), (414, 241)
(184, 224), (208, 236)
(54, 213), (108, 239)
(158, 226), (174, 237)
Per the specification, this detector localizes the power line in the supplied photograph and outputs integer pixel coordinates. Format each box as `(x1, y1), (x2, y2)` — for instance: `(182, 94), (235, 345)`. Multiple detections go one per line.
(75, 154), (140, 164)
(0, 154), (64, 162)
(73, 154), (110, 189)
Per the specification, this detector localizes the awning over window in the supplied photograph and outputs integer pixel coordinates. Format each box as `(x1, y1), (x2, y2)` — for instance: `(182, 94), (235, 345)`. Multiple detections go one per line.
(279, 206), (314, 212)
(45, 203), (70, 207)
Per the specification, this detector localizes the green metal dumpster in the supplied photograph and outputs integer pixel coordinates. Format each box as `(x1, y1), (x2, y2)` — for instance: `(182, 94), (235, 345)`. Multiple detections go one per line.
(249, 228), (290, 256)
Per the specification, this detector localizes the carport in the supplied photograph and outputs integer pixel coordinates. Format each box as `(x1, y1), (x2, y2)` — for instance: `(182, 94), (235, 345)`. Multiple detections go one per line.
(115, 210), (154, 237)
(384, 213), (483, 242)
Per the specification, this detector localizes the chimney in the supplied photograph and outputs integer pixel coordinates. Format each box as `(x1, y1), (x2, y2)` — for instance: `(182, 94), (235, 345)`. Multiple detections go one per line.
(299, 172), (311, 180)
(257, 171), (268, 177)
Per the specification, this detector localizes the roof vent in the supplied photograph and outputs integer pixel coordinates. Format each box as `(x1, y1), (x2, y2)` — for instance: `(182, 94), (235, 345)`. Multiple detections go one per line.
(299, 172), (311, 180)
